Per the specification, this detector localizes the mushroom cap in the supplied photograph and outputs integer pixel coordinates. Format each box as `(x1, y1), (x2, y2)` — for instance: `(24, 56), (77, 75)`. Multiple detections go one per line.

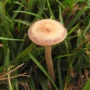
(28, 19), (67, 46)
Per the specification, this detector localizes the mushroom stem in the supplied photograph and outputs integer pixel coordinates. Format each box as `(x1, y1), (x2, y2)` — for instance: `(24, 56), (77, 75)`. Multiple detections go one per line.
(45, 46), (55, 81)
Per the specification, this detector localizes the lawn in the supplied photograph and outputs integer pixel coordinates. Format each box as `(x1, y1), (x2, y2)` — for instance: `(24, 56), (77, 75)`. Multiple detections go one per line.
(0, 0), (90, 90)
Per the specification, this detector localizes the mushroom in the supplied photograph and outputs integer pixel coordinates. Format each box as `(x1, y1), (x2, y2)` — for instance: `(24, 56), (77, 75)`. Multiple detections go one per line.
(28, 19), (67, 81)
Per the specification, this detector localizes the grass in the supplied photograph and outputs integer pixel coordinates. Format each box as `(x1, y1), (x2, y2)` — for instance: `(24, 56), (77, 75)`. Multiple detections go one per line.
(0, 0), (90, 90)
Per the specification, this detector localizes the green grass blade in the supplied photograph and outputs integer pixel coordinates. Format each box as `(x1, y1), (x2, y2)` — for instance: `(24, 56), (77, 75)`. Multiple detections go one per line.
(57, 59), (63, 90)
(13, 11), (43, 19)
(38, 74), (48, 90)
(28, 78), (36, 90)
(14, 43), (36, 63)
(67, 6), (90, 29)
(28, 53), (58, 90)
(4, 48), (10, 68)
(59, 5), (64, 24)
(67, 24), (79, 36)
(47, 0), (55, 19)
(33, 0), (46, 21)
(56, 0), (65, 9)
(13, 1), (25, 8)
(12, 6), (22, 19)
(0, 37), (24, 41)
(83, 21), (90, 36)
(82, 78), (90, 90)
(13, 19), (31, 26)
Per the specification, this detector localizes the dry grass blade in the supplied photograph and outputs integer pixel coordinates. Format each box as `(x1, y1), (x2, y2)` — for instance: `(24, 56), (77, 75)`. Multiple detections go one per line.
(0, 63), (24, 78)
(0, 73), (30, 81)
(8, 67), (13, 90)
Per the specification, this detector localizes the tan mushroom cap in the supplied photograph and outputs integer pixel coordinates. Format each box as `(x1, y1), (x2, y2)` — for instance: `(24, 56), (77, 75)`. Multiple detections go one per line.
(28, 19), (67, 46)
